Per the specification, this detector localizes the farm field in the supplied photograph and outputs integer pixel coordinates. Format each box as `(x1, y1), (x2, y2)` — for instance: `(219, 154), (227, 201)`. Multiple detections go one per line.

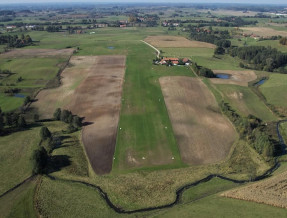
(145, 35), (216, 48)
(222, 170), (287, 209)
(1, 3), (287, 217)
(33, 55), (126, 174)
(260, 74), (287, 107)
(160, 76), (236, 165)
(240, 27), (287, 37)
(216, 84), (277, 121)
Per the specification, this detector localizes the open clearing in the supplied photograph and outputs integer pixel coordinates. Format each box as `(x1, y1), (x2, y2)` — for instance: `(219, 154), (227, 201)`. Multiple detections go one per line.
(0, 48), (74, 58)
(222, 170), (287, 209)
(240, 27), (287, 37)
(210, 70), (257, 86)
(145, 35), (216, 48)
(33, 55), (126, 175)
(160, 76), (236, 165)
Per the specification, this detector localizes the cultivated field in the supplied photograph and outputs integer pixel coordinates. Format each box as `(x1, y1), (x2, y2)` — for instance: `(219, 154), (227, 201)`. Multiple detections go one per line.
(222, 170), (287, 209)
(145, 36), (216, 48)
(0, 48), (74, 58)
(33, 55), (126, 174)
(240, 27), (287, 37)
(210, 70), (257, 86)
(160, 76), (236, 165)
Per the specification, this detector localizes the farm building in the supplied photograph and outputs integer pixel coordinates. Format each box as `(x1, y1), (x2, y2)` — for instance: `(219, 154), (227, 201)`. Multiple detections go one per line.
(159, 57), (191, 66)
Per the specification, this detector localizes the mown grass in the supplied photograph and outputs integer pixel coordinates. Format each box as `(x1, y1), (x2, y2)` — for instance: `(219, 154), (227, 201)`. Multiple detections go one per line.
(0, 179), (37, 218)
(36, 176), (123, 218)
(216, 84), (277, 121)
(152, 190), (287, 218)
(113, 41), (187, 172)
(260, 73), (287, 107)
(0, 126), (41, 195)
(0, 94), (25, 112)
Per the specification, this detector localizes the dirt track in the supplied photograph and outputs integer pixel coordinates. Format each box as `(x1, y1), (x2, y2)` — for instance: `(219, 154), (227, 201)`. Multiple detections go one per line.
(160, 76), (236, 165)
(145, 36), (216, 48)
(33, 55), (126, 174)
(210, 70), (257, 86)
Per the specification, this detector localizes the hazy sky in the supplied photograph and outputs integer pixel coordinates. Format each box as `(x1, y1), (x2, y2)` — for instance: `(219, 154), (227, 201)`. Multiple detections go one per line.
(0, 0), (286, 4)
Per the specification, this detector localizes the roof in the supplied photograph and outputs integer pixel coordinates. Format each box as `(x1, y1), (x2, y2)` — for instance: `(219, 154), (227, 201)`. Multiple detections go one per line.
(162, 57), (179, 61)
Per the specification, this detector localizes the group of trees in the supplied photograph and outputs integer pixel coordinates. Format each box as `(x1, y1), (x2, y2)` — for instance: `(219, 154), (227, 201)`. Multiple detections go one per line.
(280, 37), (287, 46)
(220, 102), (275, 158)
(188, 26), (231, 47)
(230, 46), (287, 72)
(46, 25), (62, 32)
(199, 67), (216, 78)
(0, 34), (32, 48)
(0, 107), (27, 136)
(53, 108), (82, 133)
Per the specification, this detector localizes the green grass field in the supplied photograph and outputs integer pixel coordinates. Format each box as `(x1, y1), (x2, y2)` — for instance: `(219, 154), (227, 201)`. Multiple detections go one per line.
(260, 73), (287, 107)
(216, 84), (277, 121)
(1, 22), (286, 217)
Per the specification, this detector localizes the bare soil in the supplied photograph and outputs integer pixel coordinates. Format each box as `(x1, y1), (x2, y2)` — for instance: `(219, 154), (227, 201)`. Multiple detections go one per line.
(210, 70), (257, 86)
(145, 36), (216, 48)
(0, 48), (74, 58)
(240, 27), (287, 37)
(32, 55), (126, 175)
(160, 76), (236, 165)
(222, 170), (287, 209)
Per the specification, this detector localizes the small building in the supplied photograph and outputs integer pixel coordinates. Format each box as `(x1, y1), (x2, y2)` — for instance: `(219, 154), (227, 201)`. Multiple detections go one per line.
(120, 24), (127, 28)
(160, 58), (179, 65)
(95, 24), (108, 28)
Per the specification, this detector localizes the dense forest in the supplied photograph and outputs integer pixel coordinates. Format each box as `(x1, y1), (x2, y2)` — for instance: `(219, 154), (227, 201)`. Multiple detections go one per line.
(230, 46), (287, 72)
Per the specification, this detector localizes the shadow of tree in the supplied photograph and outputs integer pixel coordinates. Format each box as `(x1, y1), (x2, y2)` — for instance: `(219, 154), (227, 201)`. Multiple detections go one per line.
(47, 155), (71, 174)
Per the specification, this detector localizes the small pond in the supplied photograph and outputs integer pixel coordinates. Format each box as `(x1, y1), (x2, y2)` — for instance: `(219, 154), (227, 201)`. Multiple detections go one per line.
(216, 74), (230, 79)
(107, 46), (115, 50)
(14, 93), (25, 98)
(255, 79), (266, 86)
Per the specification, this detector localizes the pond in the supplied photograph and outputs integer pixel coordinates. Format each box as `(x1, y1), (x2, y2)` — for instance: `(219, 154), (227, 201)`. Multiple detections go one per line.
(14, 93), (25, 98)
(255, 79), (266, 86)
(107, 46), (115, 50)
(216, 74), (230, 79)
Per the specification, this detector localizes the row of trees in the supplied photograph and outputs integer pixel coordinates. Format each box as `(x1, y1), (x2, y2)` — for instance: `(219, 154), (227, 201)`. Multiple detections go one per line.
(230, 46), (287, 72)
(53, 108), (82, 133)
(220, 102), (274, 158)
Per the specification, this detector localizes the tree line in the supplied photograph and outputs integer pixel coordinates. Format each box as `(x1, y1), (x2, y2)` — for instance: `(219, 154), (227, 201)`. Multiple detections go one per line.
(0, 34), (32, 48)
(220, 102), (276, 158)
(230, 46), (287, 72)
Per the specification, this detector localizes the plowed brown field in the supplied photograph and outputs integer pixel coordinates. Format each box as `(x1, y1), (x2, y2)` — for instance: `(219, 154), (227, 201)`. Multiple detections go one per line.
(222, 170), (287, 209)
(160, 76), (236, 165)
(33, 55), (126, 174)
(145, 36), (216, 48)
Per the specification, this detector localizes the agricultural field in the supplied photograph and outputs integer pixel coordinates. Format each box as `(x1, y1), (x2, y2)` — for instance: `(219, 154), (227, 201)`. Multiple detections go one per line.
(216, 84), (277, 121)
(259, 74), (287, 108)
(145, 35), (216, 48)
(160, 76), (236, 165)
(240, 27), (287, 37)
(222, 170), (287, 209)
(1, 2), (287, 218)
